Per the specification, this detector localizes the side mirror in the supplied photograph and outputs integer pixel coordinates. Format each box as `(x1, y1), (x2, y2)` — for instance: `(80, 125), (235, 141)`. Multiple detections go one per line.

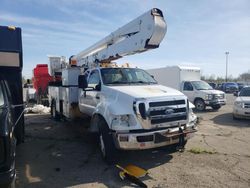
(78, 75), (88, 89)
(151, 75), (154, 79)
(95, 82), (101, 91)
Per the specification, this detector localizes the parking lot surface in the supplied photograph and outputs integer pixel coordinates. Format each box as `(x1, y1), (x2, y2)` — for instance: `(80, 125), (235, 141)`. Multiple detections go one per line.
(16, 94), (250, 188)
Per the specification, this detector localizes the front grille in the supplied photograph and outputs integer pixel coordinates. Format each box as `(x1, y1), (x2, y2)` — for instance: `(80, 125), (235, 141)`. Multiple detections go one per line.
(244, 103), (250, 108)
(151, 115), (187, 124)
(149, 100), (185, 107)
(137, 135), (154, 142)
(148, 100), (187, 125)
(214, 94), (224, 99)
(149, 107), (186, 116)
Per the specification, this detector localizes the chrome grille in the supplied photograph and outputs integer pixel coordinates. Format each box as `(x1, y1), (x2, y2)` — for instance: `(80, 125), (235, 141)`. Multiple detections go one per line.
(244, 103), (250, 108)
(148, 100), (187, 125)
(214, 94), (224, 99)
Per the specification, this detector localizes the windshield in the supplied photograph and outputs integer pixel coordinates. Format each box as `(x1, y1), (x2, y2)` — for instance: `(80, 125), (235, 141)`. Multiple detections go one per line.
(101, 68), (157, 85)
(191, 81), (213, 90)
(239, 87), (250, 97)
(226, 83), (237, 87)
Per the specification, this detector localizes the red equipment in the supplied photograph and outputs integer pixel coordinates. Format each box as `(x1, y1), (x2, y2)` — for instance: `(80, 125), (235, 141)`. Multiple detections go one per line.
(32, 64), (52, 105)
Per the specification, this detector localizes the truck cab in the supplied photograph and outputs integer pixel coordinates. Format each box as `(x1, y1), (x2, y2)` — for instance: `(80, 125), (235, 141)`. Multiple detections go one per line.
(77, 66), (197, 161)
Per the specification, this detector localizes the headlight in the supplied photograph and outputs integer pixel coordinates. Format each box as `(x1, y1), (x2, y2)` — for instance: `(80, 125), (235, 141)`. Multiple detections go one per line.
(234, 101), (243, 108)
(120, 115), (129, 122)
(112, 115), (130, 127)
(205, 94), (213, 100)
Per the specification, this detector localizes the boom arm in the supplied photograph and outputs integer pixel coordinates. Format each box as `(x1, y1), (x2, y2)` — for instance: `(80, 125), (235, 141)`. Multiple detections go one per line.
(73, 8), (167, 68)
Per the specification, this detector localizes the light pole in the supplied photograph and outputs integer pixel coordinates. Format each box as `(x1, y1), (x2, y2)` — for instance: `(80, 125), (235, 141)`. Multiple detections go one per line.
(225, 51), (229, 82)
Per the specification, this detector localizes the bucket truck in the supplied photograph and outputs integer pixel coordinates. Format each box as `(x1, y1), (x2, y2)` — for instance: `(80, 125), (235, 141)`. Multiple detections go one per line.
(48, 8), (197, 162)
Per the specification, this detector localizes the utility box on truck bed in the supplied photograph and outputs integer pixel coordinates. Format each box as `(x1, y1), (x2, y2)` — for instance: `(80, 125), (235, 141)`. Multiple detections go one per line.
(0, 26), (24, 187)
(148, 66), (200, 90)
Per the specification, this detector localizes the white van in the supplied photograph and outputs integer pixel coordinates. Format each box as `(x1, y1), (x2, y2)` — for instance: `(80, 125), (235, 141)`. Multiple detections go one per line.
(147, 66), (226, 111)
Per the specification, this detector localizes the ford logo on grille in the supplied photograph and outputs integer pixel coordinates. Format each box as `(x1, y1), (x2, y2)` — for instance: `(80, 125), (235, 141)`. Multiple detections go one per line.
(165, 108), (175, 115)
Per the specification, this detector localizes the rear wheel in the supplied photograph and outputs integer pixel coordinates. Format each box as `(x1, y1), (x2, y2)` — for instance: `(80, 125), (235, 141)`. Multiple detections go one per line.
(98, 118), (117, 164)
(195, 99), (206, 111)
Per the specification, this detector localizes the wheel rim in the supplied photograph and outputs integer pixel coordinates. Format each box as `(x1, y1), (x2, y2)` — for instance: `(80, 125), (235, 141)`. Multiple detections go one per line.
(100, 134), (106, 157)
(196, 100), (204, 111)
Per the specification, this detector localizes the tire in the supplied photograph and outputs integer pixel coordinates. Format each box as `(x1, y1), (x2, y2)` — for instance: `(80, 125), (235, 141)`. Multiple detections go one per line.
(194, 99), (206, 111)
(98, 118), (117, 164)
(51, 100), (60, 120)
(212, 105), (221, 110)
(15, 115), (25, 145)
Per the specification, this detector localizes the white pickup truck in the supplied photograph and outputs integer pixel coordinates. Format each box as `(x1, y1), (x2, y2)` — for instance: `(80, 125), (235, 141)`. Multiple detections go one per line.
(148, 66), (226, 111)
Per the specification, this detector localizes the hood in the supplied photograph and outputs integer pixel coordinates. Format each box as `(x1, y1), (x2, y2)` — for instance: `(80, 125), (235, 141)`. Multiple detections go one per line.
(199, 89), (224, 95)
(108, 84), (185, 98)
(102, 84), (187, 116)
(236, 96), (250, 103)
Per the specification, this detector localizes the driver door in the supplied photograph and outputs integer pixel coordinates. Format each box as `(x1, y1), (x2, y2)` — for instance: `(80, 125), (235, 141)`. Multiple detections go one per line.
(182, 81), (195, 103)
(79, 70), (101, 116)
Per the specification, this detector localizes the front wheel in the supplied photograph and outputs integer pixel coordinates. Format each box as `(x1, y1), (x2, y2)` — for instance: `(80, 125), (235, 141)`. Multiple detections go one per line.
(98, 118), (117, 164)
(194, 99), (206, 111)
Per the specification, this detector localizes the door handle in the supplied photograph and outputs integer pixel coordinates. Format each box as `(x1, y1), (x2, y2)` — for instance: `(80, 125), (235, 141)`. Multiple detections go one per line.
(96, 95), (100, 99)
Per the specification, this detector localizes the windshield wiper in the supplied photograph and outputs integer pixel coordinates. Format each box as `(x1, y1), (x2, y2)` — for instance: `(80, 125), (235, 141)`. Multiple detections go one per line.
(105, 81), (128, 85)
(130, 81), (156, 84)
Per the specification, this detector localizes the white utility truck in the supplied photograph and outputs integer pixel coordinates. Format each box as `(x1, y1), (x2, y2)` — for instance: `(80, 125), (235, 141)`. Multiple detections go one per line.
(147, 66), (226, 111)
(48, 9), (197, 162)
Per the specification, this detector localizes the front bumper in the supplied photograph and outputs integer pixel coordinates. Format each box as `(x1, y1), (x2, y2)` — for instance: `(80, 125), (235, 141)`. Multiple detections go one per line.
(233, 107), (250, 119)
(113, 126), (197, 150)
(205, 99), (226, 106)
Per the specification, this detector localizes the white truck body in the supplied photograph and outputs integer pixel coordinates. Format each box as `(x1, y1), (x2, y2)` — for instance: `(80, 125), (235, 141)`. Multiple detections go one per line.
(147, 66), (226, 111)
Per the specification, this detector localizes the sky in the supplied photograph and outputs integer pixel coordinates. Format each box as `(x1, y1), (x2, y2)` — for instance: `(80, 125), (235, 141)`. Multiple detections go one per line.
(0, 0), (250, 78)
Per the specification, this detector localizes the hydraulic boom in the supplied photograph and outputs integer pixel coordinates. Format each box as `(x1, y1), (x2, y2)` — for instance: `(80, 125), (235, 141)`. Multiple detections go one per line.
(72, 8), (167, 68)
